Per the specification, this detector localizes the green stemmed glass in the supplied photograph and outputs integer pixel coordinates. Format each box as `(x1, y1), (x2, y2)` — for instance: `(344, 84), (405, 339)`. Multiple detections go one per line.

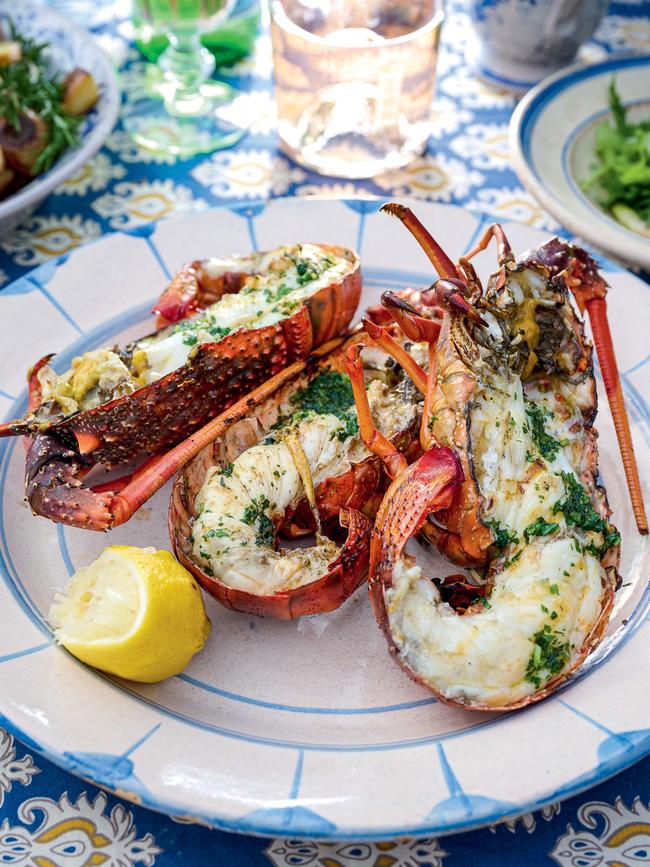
(123, 0), (248, 156)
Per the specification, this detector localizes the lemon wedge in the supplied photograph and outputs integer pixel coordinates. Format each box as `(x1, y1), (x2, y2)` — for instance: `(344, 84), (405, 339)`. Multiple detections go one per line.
(49, 545), (211, 683)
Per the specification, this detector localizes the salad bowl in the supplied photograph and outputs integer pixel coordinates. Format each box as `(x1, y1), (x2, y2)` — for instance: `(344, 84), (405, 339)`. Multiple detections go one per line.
(510, 55), (650, 270)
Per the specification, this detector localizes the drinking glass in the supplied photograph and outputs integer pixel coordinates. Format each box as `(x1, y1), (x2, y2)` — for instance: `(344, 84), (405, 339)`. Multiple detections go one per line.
(123, 0), (248, 156)
(269, 0), (443, 178)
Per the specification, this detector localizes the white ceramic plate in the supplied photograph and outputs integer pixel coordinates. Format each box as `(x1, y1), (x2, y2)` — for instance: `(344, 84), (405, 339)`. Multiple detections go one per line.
(510, 55), (650, 270)
(0, 198), (648, 839)
(0, 1), (120, 236)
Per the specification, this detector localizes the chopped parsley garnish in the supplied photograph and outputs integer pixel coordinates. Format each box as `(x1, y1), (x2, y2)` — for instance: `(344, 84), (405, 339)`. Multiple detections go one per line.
(524, 399), (566, 461)
(525, 625), (571, 687)
(487, 518), (519, 550)
(549, 583), (559, 595)
(523, 516), (560, 544)
(241, 495), (274, 547)
(174, 313), (231, 345)
(283, 370), (360, 440)
(292, 252), (335, 286)
(503, 549), (522, 569)
(552, 472), (621, 556)
(265, 283), (294, 304)
(275, 283), (293, 299)
(204, 528), (229, 539)
(289, 370), (354, 418)
(553, 472), (603, 531)
(334, 412), (360, 442)
(222, 463), (234, 477)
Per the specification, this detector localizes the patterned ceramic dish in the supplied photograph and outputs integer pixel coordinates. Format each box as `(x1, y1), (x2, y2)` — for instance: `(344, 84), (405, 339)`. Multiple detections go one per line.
(510, 55), (650, 270)
(0, 0), (119, 236)
(468, 0), (608, 93)
(0, 198), (648, 839)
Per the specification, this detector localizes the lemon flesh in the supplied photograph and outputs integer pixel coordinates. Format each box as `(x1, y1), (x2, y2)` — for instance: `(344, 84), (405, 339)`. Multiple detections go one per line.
(49, 545), (211, 683)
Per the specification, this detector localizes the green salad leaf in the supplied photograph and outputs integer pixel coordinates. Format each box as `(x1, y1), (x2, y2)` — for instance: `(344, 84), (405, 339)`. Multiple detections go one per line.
(582, 79), (650, 228)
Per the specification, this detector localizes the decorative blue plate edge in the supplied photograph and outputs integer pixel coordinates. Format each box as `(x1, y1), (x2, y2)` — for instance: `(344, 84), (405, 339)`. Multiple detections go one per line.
(516, 53), (650, 180)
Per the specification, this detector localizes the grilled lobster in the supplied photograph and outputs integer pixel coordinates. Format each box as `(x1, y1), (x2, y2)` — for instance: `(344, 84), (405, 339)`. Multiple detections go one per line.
(345, 204), (643, 710)
(168, 319), (428, 619)
(0, 243), (361, 530)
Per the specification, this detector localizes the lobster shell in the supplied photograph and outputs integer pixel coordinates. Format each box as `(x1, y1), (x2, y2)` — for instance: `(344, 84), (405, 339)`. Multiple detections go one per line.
(368, 447), (616, 713)
(168, 336), (422, 618)
(169, 440), (373, 620)
(0, 245), (362, 529)
(12, 245), (361, 470)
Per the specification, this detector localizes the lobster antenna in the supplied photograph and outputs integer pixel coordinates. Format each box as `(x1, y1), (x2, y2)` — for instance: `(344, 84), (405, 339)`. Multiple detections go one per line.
(380, 203), (459, 280)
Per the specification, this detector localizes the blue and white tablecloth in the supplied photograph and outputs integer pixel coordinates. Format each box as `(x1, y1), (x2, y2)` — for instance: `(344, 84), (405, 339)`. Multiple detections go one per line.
(0, 1), (648, 863)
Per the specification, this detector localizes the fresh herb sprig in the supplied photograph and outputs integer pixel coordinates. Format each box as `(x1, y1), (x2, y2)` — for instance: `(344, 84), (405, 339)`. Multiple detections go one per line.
(0, 23), (82, 174)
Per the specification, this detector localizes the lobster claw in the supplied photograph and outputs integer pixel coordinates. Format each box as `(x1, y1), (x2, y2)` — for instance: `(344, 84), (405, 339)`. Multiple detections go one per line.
(381, 292), (443, 343)
(435, 278), (487, 326)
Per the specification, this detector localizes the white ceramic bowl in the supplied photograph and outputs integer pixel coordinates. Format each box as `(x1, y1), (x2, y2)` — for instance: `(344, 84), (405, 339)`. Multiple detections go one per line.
(510, 55), (650, 269)
(0, 1), (120, 236)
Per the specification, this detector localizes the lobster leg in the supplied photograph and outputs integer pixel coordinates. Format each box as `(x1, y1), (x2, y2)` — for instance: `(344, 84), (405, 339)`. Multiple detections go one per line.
(378, 203), (486, 325)
(463, 223), (515, 266)
(345, 343), (408, 481)
(432, 280), (487, 326)
(379, 294), (444, 452)
(380, 293), (445, 343)
(362, 318), (428, 394)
